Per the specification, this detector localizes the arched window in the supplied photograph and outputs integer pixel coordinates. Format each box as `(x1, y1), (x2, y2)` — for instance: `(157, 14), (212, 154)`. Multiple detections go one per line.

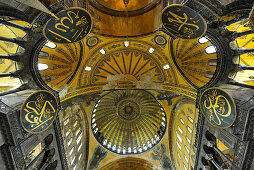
(59, 103), (88, 170)
(205, 45), (217, 54)
(198, 36), (209, 44)
(172, 100), (198, 170)
(0, 17), (30, 94)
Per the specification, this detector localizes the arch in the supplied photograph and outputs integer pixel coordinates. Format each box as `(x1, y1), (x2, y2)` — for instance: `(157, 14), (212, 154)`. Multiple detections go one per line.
(101, 157), (154, 170)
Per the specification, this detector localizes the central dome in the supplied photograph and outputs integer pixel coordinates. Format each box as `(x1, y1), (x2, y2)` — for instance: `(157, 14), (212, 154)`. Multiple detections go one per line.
(91, 90), (167, 154)
(118, 99), (140, 120)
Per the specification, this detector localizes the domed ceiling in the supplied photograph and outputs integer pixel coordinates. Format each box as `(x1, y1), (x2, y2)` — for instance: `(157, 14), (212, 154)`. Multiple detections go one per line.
(1, 0), (253, 169)
(36, 40), (83, 90)
(31, 1), (223, 168)
(91, 90), (167, 155)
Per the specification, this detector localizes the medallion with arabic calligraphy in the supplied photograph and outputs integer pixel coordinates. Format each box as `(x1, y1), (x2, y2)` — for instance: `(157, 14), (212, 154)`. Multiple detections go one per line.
(199, 88), (236, 128)
(161, 5), (207, 39)
(20, 90), (58, 133)
(43, 7), (92, 43)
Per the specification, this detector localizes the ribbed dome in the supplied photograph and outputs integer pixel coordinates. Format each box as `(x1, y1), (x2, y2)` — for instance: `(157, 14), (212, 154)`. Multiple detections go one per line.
(35, 40), (83, 91)
(91, 90), (167, 154)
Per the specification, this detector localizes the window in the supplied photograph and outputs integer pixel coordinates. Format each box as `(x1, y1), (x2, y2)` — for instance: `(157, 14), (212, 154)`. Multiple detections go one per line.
(177, 141), (181, 150)
(184, 155), (189, 163)
(37, 63), (48, 71)
(85, 66), (91, 71)
(99, 48), (106, 54)
(183, 164), (188, 170)
(66, 129), (71, 137)
(180, 118), (185, 124)
(64, 118), (70, 126)
(205, 45), (217, 54)
(71, 157), (75, 165)
(69, 148), (74, 155)
(45, 41), (56, 49)
(73, 121), (78, 128)
(67, 138), (72, 146)
(198, 36), (209, 44)
(78, 154), (82, 161)
(185, 146), (190, 154)
(75, 128), (80, 136)
(188, 116), (194, 123)
(176, 131), (182, 143)
(124, 41), (129, 47)
(187, 126), (193, 134)
(186, 137), (191, 144)
(148, 47), (155, 53)
(76, 134), (82, 144)
(77, 143), (82, 152)
(60, 105), (86, 169)
(39, 51), (49, 58)
(163, 64), (170, 70)
(178, 126), (183, 134)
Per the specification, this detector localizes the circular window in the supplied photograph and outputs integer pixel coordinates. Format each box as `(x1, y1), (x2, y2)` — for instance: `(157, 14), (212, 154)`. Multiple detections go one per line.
(91, 90), (167, 155)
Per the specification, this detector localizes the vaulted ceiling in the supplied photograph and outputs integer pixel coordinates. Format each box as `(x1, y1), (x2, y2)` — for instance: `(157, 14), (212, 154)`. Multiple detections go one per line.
(0, 0), (253, 169)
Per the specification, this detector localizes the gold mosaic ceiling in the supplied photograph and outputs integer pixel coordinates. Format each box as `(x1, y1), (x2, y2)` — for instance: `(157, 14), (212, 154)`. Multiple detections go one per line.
(91, 90), (167, 155)
(1, 0), (253, 169)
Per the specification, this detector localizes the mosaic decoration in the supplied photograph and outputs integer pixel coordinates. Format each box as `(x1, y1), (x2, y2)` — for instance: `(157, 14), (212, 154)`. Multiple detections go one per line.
(20, 90), (58, 133)
(171, 38), (218, 88)
(37, 41), (82, 90)
(43, 7), (92, 43)
(154, 35), (167, 46)
(169, 99), (197, 170)
(88, 145), (107, 170)
(200, 87), (236, 128)
(101, 157), (154, 169)
(86, 36), (99, 47)
(151, 144), (173, 170)
(90, 50), (166, 85)
(79, 40), (177, 88)
(161, 5), (206, 39)
(91, 90), (167, 155)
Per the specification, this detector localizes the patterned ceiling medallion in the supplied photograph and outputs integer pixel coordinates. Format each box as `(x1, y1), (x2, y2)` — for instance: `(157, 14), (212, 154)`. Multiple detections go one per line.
(154, 35), (167, 46)
(86, 36), (99, 47)
(91, 90), (167, 155)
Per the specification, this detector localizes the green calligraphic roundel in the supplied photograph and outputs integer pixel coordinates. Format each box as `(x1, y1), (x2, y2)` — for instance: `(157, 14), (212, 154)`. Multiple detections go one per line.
(199, 88), (236, 128)
(20, 90), (58, 133)
(43, 7), (92, 44)
(161, 4), (207, 39)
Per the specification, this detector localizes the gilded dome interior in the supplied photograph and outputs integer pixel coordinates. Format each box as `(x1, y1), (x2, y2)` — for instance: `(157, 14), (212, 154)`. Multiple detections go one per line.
(91, 90), (167, 155)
